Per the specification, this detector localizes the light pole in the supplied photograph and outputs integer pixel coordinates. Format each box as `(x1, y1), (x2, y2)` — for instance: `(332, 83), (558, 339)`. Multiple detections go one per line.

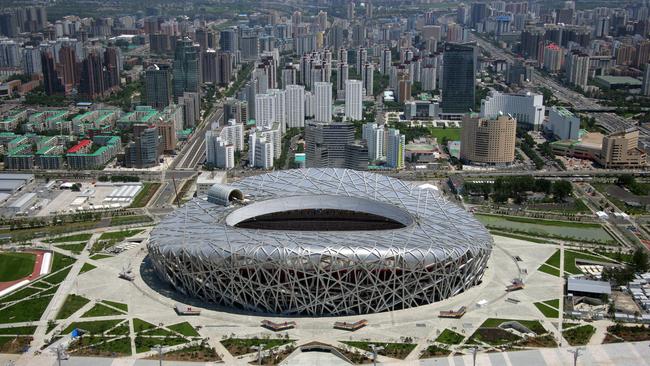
(568, 347), (584, 366)
(151, 344), (163, 366)
(369, 344), (384, 366)
(471, 346), (478, 366)
(53, 344), (68, 366)
(251, 344), (266, 365)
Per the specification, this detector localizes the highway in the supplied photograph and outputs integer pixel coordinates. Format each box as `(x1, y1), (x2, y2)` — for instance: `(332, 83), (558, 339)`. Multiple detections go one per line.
(170, 105), (223, 170)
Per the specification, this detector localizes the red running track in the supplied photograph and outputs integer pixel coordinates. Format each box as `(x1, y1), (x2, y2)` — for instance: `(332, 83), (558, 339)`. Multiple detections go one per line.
(0, 250), (48, 292)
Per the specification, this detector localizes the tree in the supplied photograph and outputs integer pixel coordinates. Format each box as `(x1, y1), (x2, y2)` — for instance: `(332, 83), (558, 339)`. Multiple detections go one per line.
(551, 180), (572, 202)
(617, 174), (635, 187)
(631, 248), (649, 273)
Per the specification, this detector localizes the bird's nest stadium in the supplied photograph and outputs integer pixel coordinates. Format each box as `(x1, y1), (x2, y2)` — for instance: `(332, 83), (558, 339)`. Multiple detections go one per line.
(148, 168), (493, 316)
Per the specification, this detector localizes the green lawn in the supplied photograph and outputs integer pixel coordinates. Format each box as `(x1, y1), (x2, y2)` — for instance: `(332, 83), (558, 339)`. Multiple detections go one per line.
(538, 264), (561, 277)
(340, 341), (416, 360)
(128, 183), (161, 208)
(50, 253), (75, 272)
(141, 327), (175, 337)
(135, 335), (188, 354)
(0, 252), (36, 282)
(102, 300), (128, 313)
(541, 249), (616, 276)
(56, 294), (90, 319)
(99, 229), (143, 241)
(534, 302), (559, 318)
(109, 215), (153, 226)
(0, 286), (40, 303)
(435, 329), (464, 345)
(70, 335), (132, 356)
(479, 318), (546, 335)
(563, 325), (596, 346)
(0, 295), (53, 324)
(62, 319), (123, 335)
(490, 231), (548, 243)
(543, 299), (560, 309)
(55, 243), (87, 254)
(428, 127), (460, 142)
(82, 303), (124, 318)
(79, 263), (96, 274)
(42, 267), (71, 285)
(221, 338), (294, 356)
(90, 254), (113, 260)
(133, 318), (156, 333)
(168, 322), (199, 337)
(0, 326), (36, 335)
(49, 233), (92, 243)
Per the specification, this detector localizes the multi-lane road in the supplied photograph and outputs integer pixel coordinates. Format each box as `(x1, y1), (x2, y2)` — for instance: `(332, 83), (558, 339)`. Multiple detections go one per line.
(170, 105), (224, 170)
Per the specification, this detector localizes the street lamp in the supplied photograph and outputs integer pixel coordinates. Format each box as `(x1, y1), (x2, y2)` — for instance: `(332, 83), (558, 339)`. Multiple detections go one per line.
(471, 346), (479, 366)
(369, 344), (384, 366)
(568, 347), (585, 366)
(52, 344), (68, 366)
(151, 344), (163, 366)
(251, 344), (266, 365)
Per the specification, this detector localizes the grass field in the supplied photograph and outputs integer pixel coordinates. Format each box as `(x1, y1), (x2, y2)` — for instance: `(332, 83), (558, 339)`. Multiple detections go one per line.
(133, 318), (156, 333)
(563, 325), (596, 346)
(79, 263), (96, 274)
(341, 341), (416, 360)
(0, 296), (53, 324)
(479, 318), (546, 335)
(62, 319), (123, 334)
(99, 229), (143, 241)
(102, 300), (128, 313)
(540, 249), (616, 276)
(49, 233), (92, 243)
(0, 326), (36, 335)
(428, 127), (460, 142)
(55, 243), (87, 254)
(538, 264), (561, 277)
(129, 183), (161, 208)
(82, 303), (124, 318)
(435, 329), (465, 345)
(109, 215), (153, 226)
(50, 253), (75, 272)
(56, 294), (90, 319)
(0, 252), (36, 282)
(168, 322), (199, 337)
(534, 302), (559, 318)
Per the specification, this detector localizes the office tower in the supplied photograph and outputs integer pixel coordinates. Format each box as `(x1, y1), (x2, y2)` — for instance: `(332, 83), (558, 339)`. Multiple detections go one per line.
(398, 76), (412, 104)
(336, 62), (349, 100)
(205, 130), (235, 169)
(157, 121), (177, 152)
(442, 43), (477, 114)
(201, 49), (218, 84)
(565, 50), (589, 88)
(345, 80), (363, 121)
(460, 114), (516, 164)
(241, 35), (259, 61)
(219, 28), (238, 52)
(479, 91), (545, 130)
(124, 125), (161, 168)
(305, 121), (367, 169)
(286, 85), (305, 128)
(0, 12), (19, 37)
(0, 40), (20, 68)
(381, 48), (391, 75)
(217, 51), (232, 86)
(194, 27), (215, 51)
(548, 106), (580, 140)
(314, 82), (332, 123)
(145, 64), (173, 109)
(362, 123), (384, 161)
(179, 92), (201, 128)
(23, 46), (41, 76)
(41, 51), (64, 95)
(386, 128), (405, 169)
(470, 2), (487, 28)
(173, 38), (200, 98)
(356, 47), (367, 74)
(78, 50), (106, 98)
(362, 63), (374, 97)
(643, 64), (650, 96)
(597, 128), (647, 169)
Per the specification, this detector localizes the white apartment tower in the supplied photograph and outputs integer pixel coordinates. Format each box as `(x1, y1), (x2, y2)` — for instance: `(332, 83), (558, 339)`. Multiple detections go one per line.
(314, 82), (333, 123)
(285, 85), (306, 128)
(345, 80), (363, 121)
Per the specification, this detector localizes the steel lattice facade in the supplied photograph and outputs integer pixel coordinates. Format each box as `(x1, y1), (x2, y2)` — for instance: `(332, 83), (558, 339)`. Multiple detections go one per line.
(148, 168), (492, 316)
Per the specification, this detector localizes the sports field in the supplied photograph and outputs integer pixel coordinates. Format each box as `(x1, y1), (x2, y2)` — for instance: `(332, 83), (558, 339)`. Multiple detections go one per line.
(0, 252), (36, 282)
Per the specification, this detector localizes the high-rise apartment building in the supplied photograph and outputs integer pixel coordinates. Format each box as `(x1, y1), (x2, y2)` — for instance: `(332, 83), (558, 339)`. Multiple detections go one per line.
(386, 128), (405, 169)
(442, 43), (476, 113)
(362, 63), (374, 97)
(314, 82), (332, 123)
(566, 50), (589, 88)
(362, 123), (385, 161)
(345, 80), (363, 121)
(479, 91), (545, 130)
(285, 85), (305, 128)
(460, 114), (516, 164)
